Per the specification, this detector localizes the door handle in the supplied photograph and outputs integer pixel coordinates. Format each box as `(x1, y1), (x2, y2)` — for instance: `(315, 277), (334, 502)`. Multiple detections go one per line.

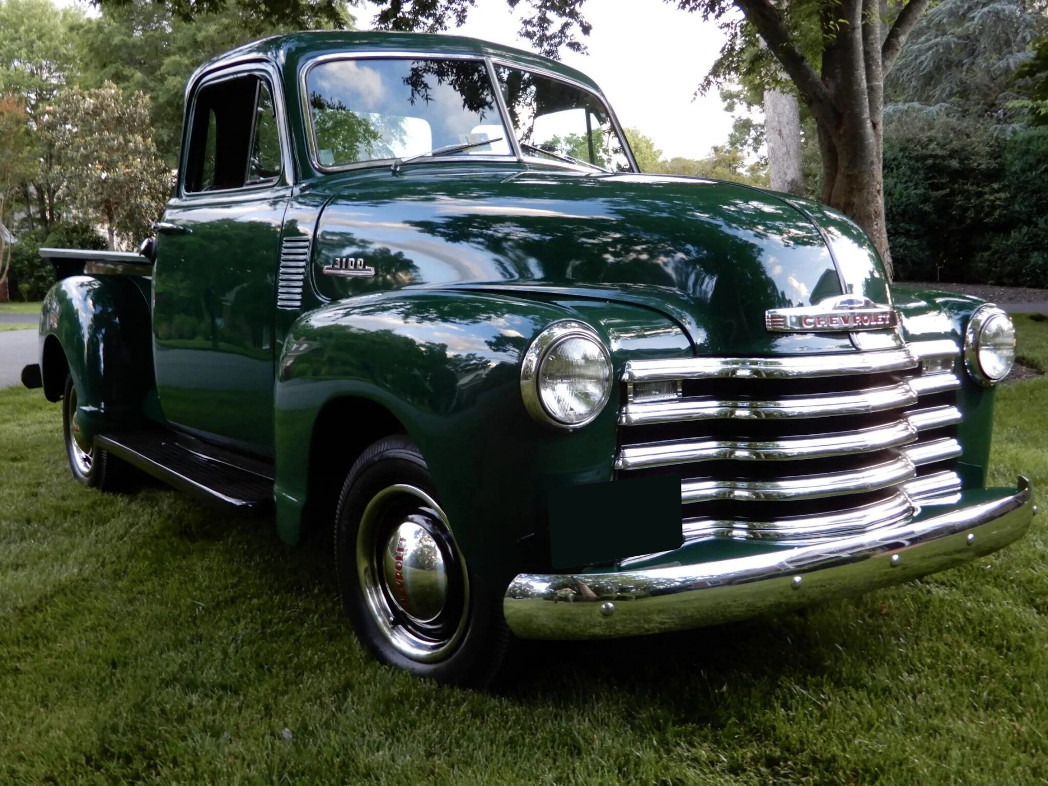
(154, 221), (192, 236)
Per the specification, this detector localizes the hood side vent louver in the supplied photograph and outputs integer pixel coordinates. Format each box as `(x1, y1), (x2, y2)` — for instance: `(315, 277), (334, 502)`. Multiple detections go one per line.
(277, 236), (311, 311)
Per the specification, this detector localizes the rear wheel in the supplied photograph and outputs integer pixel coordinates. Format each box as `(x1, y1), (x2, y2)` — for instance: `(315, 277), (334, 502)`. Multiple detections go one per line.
(62, 375), (126, 491)
(334, 435), (510, 686)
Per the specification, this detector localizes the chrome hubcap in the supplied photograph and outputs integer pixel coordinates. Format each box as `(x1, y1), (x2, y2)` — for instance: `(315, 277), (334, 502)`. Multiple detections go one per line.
(357, 484), (469, 663)
(66, 386), (93, 476)
(381, 518), (449, 624)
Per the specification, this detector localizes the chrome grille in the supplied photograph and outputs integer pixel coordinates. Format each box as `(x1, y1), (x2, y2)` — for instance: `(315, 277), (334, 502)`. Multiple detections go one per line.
(277, 236), (311, 310)
(616, 341), (963, 548)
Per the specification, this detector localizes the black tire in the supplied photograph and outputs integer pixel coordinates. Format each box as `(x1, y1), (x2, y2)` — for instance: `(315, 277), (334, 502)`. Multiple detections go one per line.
(61, 375), (127, 491)
(334, 435), (510, 686)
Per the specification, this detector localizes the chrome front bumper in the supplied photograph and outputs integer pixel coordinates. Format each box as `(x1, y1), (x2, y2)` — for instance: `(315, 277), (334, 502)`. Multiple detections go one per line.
(503, 477), (1035, 640)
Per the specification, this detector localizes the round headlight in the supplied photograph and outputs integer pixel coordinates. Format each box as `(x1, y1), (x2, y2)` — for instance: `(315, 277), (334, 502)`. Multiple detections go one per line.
(964, 305), (1015, 386)
(520, 321), (612, 428)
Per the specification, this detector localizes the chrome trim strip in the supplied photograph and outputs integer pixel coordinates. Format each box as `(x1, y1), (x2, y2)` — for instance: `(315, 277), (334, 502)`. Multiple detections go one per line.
(903, 437), (962, 466)
(906, 405), (963, 432)
(620, 382), (918, 426)
(503, 478), (1033, 639)
(622, 347), (917, 384)
(680, 455), (916, 504)
(908, 339), (961, 359)
(680, 493), (915, 543)
(908, 373), (962, 396)
(615, 421), (918, 471)
(904, 471), (963, 502)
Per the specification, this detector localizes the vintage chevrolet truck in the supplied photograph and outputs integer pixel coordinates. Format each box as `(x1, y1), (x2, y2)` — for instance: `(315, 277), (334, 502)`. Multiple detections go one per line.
(22, 31), (1034, 685)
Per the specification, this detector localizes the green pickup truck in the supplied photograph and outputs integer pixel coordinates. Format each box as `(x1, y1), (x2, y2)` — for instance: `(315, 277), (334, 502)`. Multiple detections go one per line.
(22, 31), (1034, 686)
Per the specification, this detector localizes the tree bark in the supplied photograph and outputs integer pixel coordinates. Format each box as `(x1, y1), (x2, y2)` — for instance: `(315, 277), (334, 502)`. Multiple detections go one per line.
(764, 88), (803, 195)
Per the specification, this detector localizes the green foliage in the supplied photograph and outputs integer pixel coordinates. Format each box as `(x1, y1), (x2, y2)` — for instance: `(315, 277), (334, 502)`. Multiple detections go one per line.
(78, 0), (352, 167)
(624, 127), (663, 173)
(8, 222), (106, 300)
(885, 122), (1048, 287)
(0, 0), (84, 109)
(43, 83), (170, 248)
(886, 0), (1043, 121)
(1014, 35), (1048, 124)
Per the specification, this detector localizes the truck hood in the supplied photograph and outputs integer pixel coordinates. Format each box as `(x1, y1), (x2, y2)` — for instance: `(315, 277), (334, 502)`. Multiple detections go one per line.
(311, 168), (892, 354)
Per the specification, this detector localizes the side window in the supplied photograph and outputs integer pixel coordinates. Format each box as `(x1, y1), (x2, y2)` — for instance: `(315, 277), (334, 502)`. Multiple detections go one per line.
(184, 74), (282, 193)
(248, 82), (280, 185)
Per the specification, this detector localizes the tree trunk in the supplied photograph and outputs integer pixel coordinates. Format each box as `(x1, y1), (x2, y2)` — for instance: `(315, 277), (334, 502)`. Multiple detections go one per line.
(764, 89), (803, 195)
(735, 0), (932, 282)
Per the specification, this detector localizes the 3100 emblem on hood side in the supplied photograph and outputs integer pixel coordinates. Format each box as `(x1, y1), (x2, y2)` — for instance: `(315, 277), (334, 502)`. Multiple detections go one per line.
(765, 295), (898, 333)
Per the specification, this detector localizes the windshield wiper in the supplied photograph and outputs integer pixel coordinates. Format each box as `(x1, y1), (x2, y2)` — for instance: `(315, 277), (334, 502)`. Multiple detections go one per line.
(519, 142), (606, 172)
(391, 137), (504, 174)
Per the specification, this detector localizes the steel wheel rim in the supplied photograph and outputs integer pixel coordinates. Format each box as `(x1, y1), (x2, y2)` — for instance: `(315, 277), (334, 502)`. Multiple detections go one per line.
(356, 483), (470, 663)
(65, 385), (93, 476)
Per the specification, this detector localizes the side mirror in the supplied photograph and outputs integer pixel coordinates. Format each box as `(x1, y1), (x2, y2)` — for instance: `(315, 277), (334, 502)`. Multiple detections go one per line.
(138, 236), (157, 263)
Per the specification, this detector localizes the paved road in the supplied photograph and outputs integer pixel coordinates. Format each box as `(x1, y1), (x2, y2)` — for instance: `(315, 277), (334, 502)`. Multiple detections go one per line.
(0, 329), (37, 390)
(1, 313), (37, 325)
(1005, 303), (1048, 315)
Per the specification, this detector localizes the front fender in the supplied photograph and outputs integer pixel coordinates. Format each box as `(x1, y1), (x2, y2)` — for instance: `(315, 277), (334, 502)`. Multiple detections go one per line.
(40, 276), (155, 441)
(273, 289), (632, 586)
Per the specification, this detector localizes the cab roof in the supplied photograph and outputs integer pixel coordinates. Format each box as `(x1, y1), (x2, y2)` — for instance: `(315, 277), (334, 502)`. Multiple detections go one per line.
(196, 30), (603, 94)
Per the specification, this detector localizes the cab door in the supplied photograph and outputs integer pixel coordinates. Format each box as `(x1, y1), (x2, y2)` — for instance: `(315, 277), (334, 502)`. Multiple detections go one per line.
(153, 67), (291, 455)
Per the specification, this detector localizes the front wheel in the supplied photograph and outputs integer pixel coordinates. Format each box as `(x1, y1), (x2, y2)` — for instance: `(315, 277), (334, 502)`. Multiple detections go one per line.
(62, 375), (126, 491)
(334, 435), (510, 686)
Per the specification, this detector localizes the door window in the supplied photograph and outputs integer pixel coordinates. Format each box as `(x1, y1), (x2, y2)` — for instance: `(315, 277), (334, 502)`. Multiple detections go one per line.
(184, 74), (283, 193)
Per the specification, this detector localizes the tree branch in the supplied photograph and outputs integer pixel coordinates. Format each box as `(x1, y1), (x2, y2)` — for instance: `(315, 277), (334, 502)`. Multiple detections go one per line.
(733, 0), (839, 130)
(881, 0), (931, 75)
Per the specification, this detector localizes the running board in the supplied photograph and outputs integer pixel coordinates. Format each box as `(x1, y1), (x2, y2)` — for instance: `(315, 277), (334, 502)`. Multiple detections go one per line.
(95, 430), (274, 512)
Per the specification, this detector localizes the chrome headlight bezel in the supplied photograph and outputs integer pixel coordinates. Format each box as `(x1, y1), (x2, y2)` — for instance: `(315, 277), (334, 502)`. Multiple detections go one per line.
(963, 304), (1016, 386)
(520, 321), (613, 429)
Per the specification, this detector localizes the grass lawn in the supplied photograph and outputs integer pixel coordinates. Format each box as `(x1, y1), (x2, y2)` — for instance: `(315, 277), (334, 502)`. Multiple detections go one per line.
(0, 301), (42, 315)
(1, 335), (1047, 783)
(0, 301), (40, 332)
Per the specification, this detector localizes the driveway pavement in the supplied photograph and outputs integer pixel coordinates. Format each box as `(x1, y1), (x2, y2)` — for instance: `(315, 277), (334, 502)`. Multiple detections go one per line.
(1, 313), (37, 325)
(0, 328), (37, 390)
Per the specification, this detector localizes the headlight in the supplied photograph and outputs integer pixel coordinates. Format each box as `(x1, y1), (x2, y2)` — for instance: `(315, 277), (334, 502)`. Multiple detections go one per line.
(964, 305), (1015, 386)
(520, 321), (612, 428)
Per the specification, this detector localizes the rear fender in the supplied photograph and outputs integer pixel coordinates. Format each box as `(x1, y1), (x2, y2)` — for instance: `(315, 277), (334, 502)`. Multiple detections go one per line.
(40, 276), (156, 441)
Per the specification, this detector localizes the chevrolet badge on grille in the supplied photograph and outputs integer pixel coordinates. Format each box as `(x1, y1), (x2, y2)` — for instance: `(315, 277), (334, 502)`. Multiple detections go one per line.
(765, 295), (898, 332)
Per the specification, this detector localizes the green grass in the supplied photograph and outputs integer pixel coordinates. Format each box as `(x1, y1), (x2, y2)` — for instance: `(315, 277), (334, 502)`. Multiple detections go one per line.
(2, 367), (1047, 783)
(1015, 314), (1048, 372)
(0, 300), (42, 315)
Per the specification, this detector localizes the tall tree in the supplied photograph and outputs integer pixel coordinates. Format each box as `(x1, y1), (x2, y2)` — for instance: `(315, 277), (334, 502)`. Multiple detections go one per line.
(0, 0), (86, 230)
(79, 0), (354, 166)
(44, 83), (170, 249)
(0, 95), (33, 300)
(355, 0), (938, 278)
(885, 0), (1045, 123)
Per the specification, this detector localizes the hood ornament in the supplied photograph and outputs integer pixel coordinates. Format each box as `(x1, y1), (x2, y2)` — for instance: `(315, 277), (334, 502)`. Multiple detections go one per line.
(766, 294), (898, 333)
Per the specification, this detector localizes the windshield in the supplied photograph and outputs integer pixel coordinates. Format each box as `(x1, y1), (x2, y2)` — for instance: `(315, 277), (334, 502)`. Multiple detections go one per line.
(304, 55), (632, 173)
(495, 65), (631, 173)
(306, 57), (510, 168)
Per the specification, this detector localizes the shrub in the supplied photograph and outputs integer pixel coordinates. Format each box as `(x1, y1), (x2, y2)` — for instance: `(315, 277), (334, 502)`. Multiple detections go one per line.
(8, 223), (107, 300)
